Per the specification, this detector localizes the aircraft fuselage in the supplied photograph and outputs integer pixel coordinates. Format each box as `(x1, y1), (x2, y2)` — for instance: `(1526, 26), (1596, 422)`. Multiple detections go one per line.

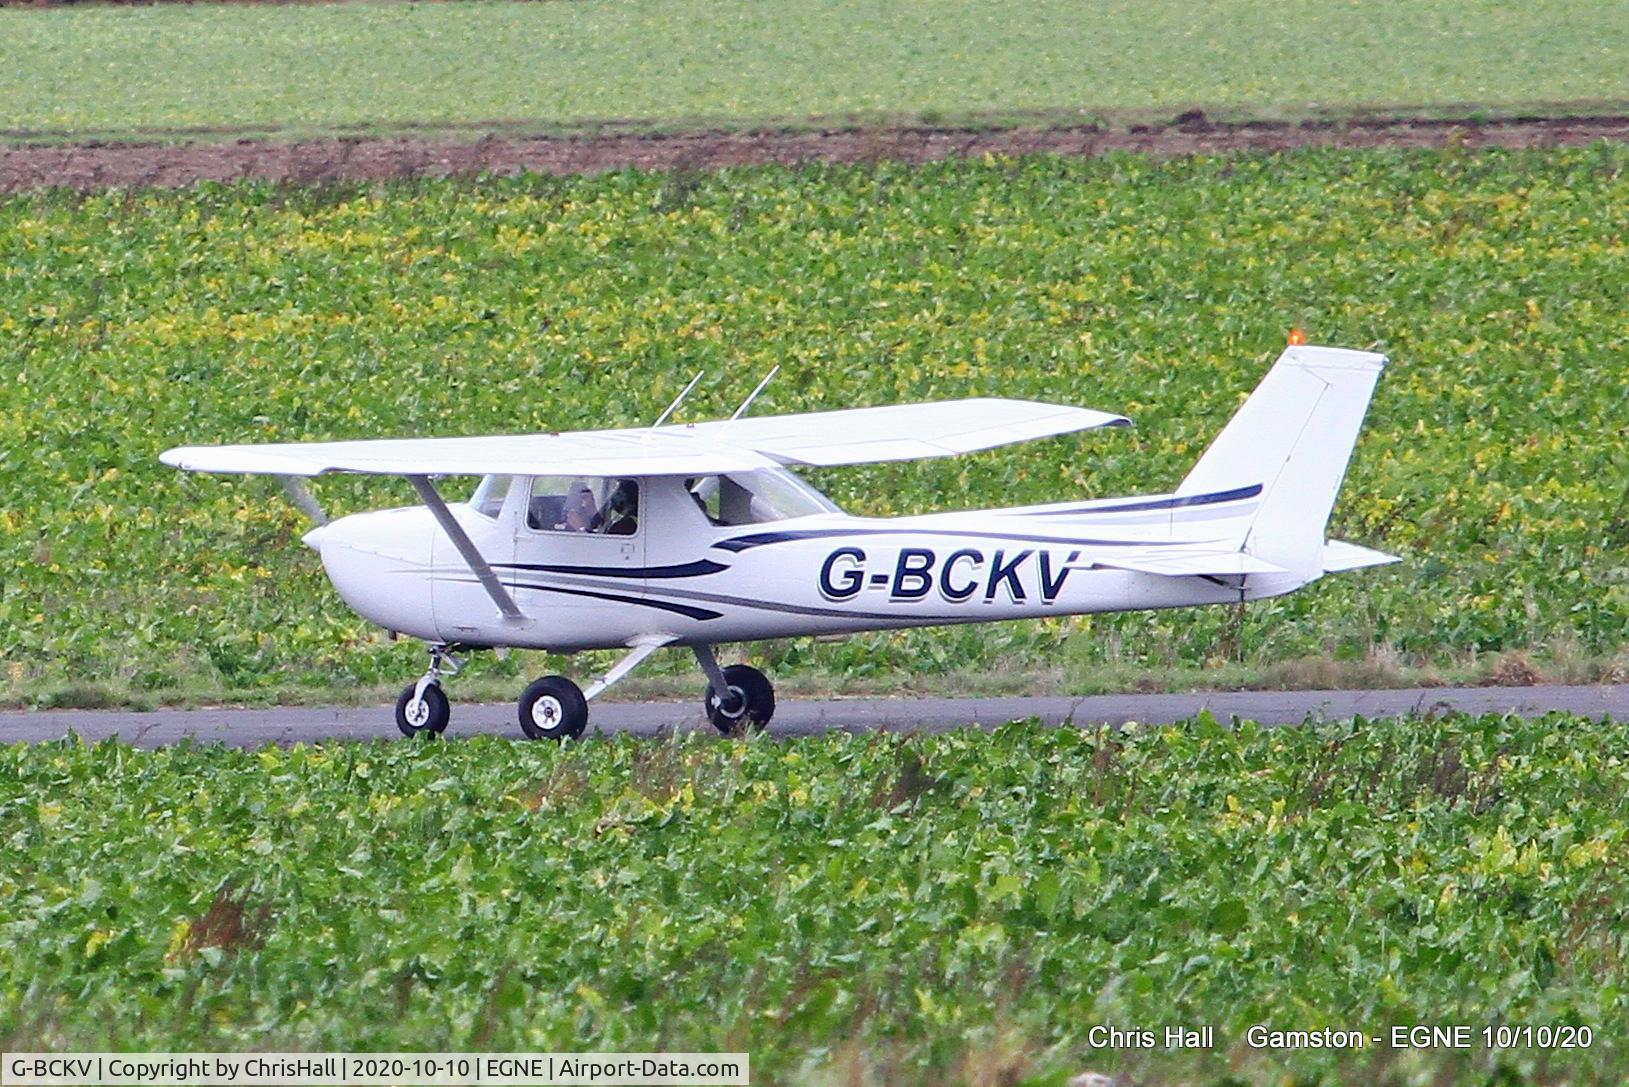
(304, 472), (1303, 652)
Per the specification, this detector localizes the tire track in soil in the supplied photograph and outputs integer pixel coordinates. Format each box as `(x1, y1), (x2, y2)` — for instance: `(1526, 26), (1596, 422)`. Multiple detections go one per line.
(4, 112), (1629, 192)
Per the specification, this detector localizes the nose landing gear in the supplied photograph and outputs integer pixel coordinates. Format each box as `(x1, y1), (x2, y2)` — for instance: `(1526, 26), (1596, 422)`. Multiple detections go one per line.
(395, 644), (460, 737)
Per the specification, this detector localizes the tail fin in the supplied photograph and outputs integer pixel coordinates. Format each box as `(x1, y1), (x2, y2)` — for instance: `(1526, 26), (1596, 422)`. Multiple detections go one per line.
(1177, 345), (1387, 576)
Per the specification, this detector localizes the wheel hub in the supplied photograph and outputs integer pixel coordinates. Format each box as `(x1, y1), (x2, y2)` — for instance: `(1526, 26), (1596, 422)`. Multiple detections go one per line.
(714, 685), (747, 718)
(532, 695), (563, 728)
(404, 698), (430, 728)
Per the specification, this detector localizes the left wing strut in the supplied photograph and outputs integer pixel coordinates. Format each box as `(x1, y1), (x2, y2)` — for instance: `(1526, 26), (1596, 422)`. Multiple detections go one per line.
(278, 475), (328, 526)
(407, 475), (524, 622)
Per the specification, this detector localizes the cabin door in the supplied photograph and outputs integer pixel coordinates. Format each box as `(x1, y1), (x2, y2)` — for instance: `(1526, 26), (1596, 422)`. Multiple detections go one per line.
(509, 476), (646, 639)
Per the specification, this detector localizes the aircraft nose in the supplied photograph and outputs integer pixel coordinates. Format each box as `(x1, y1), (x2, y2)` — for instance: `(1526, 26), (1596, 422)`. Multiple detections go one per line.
(301, 525), (330, 552)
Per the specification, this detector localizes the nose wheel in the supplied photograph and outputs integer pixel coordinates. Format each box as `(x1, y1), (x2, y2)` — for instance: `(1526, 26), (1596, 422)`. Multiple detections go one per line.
(395, 644), (461, 738)
(395, 682), (451, 737)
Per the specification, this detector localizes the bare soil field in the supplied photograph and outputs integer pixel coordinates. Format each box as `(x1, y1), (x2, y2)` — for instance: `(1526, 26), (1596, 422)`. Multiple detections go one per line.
(5, 112), (1629, 192)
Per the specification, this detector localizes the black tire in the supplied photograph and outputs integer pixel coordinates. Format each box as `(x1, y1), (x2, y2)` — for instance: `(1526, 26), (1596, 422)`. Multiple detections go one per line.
(519, 675), (588, 741)
(395, 682), (450, 738)
(705, 664), (775, 735)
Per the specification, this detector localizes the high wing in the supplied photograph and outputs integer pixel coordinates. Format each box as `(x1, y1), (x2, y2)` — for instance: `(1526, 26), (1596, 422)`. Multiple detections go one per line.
(159, 399), (1128, 478)
(159, 429), (777, 478)
(674, 399), (1129, 468)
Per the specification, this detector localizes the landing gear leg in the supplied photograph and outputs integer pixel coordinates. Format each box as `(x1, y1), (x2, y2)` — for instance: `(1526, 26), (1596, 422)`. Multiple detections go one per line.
(395, 643), (460, 738)
(694, 644), (775, 735)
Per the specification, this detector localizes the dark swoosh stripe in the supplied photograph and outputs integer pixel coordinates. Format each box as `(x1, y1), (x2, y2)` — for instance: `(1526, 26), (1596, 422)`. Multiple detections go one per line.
(1013, 483), (1264, 517)
(440, 577), (722, 621)
(502, 572), (984, 624)
(714, 528), (1193, 553)
(495, 559), (729, 579)
(641, 584), (971, 623)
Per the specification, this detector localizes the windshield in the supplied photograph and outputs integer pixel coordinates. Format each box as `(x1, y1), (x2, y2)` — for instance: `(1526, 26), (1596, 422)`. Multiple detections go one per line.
(469, 474), (513, 518)
(687, 468), (840, 526)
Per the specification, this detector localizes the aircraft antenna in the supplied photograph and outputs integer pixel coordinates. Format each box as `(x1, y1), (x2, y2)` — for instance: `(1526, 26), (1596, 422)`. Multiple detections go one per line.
(730, 364), (780, 420)
(651, 370), (705, 428)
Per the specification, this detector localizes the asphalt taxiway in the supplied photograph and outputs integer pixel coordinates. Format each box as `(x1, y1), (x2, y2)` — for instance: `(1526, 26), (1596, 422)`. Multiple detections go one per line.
(1, 684), (1623, 748)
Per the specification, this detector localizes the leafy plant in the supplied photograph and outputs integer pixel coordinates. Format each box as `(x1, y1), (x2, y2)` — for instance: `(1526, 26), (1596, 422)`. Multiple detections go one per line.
(0, 147), (1625, 697)
(2, 713), (1626, 1084)
(0, 0), (1625, 140)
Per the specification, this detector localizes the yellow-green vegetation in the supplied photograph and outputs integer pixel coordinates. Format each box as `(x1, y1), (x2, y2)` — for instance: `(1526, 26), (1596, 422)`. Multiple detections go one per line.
(1, 146), (1626, 702)
(3, 714), (1625, 1084)
(1, 0), (1627, 140)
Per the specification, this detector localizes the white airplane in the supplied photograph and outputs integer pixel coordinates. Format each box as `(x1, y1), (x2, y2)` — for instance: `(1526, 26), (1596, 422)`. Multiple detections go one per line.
(161, 343), (1397, 740)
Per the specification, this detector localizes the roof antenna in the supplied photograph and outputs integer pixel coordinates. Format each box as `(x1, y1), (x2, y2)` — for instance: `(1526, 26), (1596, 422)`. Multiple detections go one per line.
(651, 370), (705, 428)
(730, 364), (780, 420)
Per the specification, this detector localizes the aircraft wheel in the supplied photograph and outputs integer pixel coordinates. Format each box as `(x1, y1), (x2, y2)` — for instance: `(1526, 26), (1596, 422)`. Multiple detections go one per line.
(395, 683), (450, 738)
(705, 664), (775, 735)
(519, 675), (588, 741)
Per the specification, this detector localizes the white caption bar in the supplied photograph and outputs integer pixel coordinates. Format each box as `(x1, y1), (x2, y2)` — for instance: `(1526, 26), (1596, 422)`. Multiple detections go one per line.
(1, 1053), (749, 1086)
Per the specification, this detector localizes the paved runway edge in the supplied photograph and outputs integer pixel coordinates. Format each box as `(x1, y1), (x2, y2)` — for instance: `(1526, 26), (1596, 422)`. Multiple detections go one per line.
(1, 684), (1625, 748)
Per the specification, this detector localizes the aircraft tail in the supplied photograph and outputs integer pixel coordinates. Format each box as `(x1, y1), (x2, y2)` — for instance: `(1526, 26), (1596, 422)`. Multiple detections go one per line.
(1177, 344), (1388, 577)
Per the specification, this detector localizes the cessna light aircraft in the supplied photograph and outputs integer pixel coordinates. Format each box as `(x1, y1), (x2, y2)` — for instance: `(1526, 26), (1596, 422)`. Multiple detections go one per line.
(161, 343), (1397, 740)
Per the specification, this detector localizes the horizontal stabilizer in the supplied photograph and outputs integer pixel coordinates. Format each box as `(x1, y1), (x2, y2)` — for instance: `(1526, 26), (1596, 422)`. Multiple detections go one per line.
(1097, 550), (1288, 578)
(1322, 540), (1400, 573)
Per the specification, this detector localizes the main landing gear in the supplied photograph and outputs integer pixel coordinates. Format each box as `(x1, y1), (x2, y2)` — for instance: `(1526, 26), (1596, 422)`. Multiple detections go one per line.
(693, 645), (775, 736)
(518, 675), (588, 741)
(395, 640), (775, 741)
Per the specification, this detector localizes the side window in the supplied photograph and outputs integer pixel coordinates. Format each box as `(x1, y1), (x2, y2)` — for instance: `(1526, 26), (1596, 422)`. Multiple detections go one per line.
(688, 476), (723, 524)
(686, 475), (763, 526)
(469, 474), (513, 518)
(527, 477), (639, 535)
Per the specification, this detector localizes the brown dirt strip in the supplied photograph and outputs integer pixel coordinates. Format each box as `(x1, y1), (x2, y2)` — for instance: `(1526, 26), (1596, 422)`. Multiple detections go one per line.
(5, 112), (1629, 193)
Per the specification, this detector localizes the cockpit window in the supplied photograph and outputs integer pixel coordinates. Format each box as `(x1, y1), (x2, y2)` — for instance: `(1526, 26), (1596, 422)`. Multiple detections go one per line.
(469, 474), (513, 518)
(527, 476), (640, 535)
(686, 469), (839, 526)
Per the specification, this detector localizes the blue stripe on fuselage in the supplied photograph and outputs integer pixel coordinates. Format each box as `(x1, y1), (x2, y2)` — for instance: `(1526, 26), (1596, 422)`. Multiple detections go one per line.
(1009, 483), (1263, 517)
(714, 528), (1193, 553)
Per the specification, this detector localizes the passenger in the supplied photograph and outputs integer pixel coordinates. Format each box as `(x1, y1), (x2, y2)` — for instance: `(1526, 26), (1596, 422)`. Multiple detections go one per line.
(558, 483), (597, 532)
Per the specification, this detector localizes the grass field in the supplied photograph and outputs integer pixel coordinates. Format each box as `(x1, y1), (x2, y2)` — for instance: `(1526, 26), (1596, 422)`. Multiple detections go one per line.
(2, 0), (1628, 141)
(3, 713), (1624, 1084)
(2, 146), (1627, 706)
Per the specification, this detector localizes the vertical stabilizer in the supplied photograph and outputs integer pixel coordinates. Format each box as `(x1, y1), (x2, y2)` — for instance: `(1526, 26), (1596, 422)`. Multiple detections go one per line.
(1177, 345), (1386, 576)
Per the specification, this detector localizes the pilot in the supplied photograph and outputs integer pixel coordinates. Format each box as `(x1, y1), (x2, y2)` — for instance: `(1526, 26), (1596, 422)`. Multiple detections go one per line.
(603, 480), (638, 536)
(558, 483), (598, 532)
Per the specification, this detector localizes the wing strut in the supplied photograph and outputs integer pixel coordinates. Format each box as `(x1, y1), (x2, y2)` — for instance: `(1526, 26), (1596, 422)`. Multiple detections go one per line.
(278, 475), (329, 525)
(407, 475), (524, 622)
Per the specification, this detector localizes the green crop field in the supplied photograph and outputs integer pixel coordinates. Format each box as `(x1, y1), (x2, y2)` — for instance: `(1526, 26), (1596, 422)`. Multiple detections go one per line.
(2, 146), (1627, 707)
(1, 0), (1627, 141)
(3, 713), (1625, 1084)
